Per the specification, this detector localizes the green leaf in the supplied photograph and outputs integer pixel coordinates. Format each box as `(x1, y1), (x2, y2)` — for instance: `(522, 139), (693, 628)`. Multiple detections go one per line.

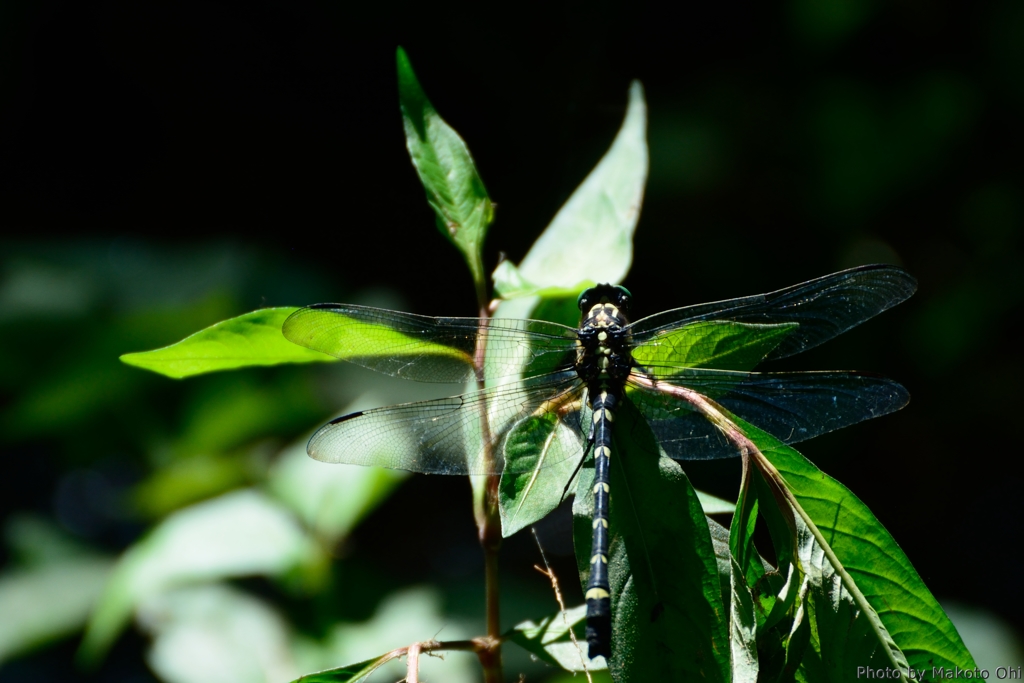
(496, 81), (648, 298)
(790, 503), (908, 682)
(744, 420), (976, 679)
(506, 604), (607, 672)
(729, 557), (759, 683)
(707, 516), (734, 606)
(120, 307), (335, 379)
(0, 557), (113, 663)
(698, 490), (736, 515)
(397, 47), (493, 289)
(631, 321), (797, 372)
(79, 490), (319, 665)
(282, 306), (475, 370)
(292, 654), (398, 683)
(498, 408), (734, 538)
(295, 587), (475, 683)
(726, 459), (760, 682)
(268, 436), (406, 544)
(499, 412), (583, 537)
(139, 584), (296, 683)
(492, 261), (597, 301)
(572, 401), (730, 682)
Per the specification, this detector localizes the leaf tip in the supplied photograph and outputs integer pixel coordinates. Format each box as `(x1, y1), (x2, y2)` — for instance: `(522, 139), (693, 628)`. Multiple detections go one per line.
(395, 45), (411, 73)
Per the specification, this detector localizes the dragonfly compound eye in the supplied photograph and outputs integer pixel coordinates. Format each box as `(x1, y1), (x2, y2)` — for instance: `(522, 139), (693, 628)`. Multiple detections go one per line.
(577, 288), (596, 311)
(614, 286), (632, 311)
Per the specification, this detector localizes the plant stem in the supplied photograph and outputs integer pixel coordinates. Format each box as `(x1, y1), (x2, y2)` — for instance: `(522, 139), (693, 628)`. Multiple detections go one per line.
(473, 296), (503, 683)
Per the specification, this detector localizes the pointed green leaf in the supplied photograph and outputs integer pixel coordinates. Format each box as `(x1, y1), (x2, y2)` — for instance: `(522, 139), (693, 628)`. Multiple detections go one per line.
(790, 505), (908, 682)
(742, 420), (976, 679)
(631, 321), (797, 372)
(291, 654), (398, 683)
(498, 407), (733, 537)
(572, 401), (729, 682)
(707, 516), (734, 606)
(499, 412), (583, 536)
(492, 261), (597, 301)
(495, 81), (648, 298)
(120, 307), (335, 379)
(729, 557), (760, 683)
(282, 306), (475, 369)
(745, 444), (910, 681)
(726, 462), (760, 682)
(506, 605), (607, 672)
(697, 490), (736, 515)
(397, 47), (493, 288)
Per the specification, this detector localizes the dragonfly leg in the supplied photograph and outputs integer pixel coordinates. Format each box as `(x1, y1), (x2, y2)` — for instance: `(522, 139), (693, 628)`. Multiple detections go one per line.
(560, 433), (594, 505)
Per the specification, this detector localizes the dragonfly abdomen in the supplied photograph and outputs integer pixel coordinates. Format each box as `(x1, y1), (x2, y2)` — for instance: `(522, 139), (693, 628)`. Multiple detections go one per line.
(585, 388), (618, 660)
(575, 284), (635, 660)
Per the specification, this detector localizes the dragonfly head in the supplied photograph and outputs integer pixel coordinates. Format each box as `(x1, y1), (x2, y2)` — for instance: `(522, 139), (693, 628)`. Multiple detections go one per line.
(578, 284), (632, 316)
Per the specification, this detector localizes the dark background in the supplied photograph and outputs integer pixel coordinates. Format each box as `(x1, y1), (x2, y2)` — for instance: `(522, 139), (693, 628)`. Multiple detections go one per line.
(2, 0), (1022, 680)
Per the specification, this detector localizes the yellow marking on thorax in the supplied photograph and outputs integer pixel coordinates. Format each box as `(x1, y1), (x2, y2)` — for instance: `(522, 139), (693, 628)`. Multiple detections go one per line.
(593, 482), (610, 493)
(593, 518), (608, 529)
(590, 554), (608, 565)
(586, 587), (610, 600)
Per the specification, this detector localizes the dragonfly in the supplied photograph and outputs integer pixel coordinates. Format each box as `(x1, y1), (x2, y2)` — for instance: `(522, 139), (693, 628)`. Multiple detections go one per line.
(282, 264), (915, 660)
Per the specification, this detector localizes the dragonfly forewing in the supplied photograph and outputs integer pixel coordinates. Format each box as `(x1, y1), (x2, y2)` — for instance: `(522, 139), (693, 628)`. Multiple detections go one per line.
(284, 304), (579, 383)
(628, 265), (917, 361)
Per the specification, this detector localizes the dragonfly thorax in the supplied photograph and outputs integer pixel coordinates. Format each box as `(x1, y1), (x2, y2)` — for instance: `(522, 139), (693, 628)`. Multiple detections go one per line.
(575, 291), (634, 387)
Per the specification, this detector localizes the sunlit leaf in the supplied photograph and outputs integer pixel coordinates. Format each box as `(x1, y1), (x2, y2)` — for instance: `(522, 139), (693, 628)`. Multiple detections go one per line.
(79, 490), (319, 664)
(498, 411), (734, 537)
(398, 47), (493, 289)
(499, 412), (583, 537)
(698, 490), (735, 515)
(743, 420), (976, 678)
(496, 81), (648, 298)
(282, 305), (475, 370)
(506, 604), (606, 672)
(631, 321), (797, 372)
(120, 307), (335, 379)
(292, 655), (397, 683)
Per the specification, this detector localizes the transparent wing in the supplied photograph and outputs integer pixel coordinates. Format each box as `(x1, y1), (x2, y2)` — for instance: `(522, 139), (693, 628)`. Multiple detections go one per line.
(284, 304), (579, 383)
(628, 265), (917, 362)
(626, 368), (910, 460)
(307, 371), (588, 475)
